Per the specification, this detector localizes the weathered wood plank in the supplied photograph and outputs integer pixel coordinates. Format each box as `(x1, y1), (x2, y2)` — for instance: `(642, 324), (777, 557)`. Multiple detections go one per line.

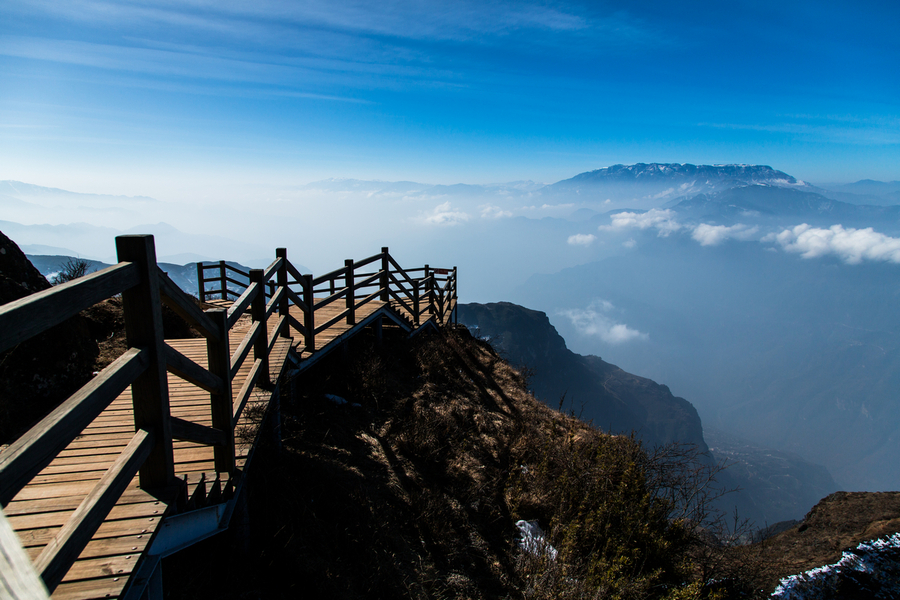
(10, 500), (164, 532)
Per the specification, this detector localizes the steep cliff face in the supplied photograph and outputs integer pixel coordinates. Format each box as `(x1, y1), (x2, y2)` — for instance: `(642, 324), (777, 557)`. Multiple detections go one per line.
(457, 301), (708, 453)
(0, 230), (98, 443)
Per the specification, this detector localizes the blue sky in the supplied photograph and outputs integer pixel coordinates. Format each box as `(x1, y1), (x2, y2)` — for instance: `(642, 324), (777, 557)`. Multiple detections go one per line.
(1, 0), (898, 197)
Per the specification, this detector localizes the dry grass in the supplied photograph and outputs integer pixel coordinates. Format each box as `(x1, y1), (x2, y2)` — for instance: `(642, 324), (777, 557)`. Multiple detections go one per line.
(162, 325), (771, 600)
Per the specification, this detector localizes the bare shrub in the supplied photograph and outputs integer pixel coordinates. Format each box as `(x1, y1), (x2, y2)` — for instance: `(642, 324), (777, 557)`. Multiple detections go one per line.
(52, 257), (90, 284)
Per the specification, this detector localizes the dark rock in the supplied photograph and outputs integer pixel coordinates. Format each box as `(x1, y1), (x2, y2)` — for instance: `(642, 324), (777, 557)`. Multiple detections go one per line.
(0, 230), (98, 444)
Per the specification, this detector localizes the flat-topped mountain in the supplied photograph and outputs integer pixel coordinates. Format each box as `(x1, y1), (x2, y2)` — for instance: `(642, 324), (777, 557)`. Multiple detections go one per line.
(561, 163), (807, 187)
(547, 163), (816, 207)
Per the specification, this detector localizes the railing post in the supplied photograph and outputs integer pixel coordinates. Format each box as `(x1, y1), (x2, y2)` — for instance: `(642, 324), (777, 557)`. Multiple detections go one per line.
(452, 266), (458, 325)
(115, 235), (174, 489)
(250, 269), (270, 389)
(206, 308), (235, 474)
(302, 274), (315, 351)
(424, 265), (434, 318)
(345, 259), (355, 325)
(380, 247), (389, 302)
(412, 278), (420, 327)
(276, 248), (289, 337)
(437, 279), (445, 324)
(218, 260), (227, 300)
(196, 262), (205, 302)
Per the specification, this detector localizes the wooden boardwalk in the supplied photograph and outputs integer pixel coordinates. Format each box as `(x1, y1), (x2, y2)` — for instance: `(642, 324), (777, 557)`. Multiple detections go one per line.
(0, 240), (457, 599)
(5, 312), (292, 599)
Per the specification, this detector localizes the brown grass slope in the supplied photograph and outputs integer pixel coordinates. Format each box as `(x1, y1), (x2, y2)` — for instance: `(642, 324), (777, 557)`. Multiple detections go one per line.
(164, 326), (723, 600)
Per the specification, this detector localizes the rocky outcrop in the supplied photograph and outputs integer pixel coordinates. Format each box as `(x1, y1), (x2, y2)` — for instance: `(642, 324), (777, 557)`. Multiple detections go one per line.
(458, 301), (708, 452)
(0, 230), (97, 443)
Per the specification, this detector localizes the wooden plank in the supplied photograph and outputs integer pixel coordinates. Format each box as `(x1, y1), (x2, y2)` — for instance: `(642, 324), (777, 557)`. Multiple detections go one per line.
(34, 429), (154, 592)
(25, 534), (151, 562)
(0, 262), (139, 354)
(6, 491), (163, 518)
(15, 515), (160, 549)
(0, 348), (148, 506)
(9, 501), (164, 532)
(52, 576), (128, 600)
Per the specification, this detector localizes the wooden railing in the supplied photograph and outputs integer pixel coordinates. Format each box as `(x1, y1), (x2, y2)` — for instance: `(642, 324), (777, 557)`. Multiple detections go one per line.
(0, 238), (456, 593)
(198, 247), (458, 351)
(0, 235), (290, 593)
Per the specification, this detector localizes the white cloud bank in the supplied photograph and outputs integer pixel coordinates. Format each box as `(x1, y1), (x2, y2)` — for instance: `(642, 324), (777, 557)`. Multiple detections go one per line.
(558, 300), (648, 344)
(567, 233), (596, 246)
(424, 201), (469, 225)
(764, 224), (900, 264)
(691, 223), (759, 246)
(600, 208), (682, 237)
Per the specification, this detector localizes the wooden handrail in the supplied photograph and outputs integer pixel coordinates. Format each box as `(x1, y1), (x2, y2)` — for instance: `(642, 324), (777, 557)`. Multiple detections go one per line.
(314, 308), (352, 336)
(232, 359), (263, 428)
(313, 286), (348, 311)
(227, 280), (260, 328)
(0, 262), (140, 354)
(387, 255), (418, 289)
(164, 344), (226, 395)
(170, 418), (226, 447)
(263, 257), (282, 283)
(158, 269), (220, 341)
(284, 286), (309, 313)
(311, 264), (349, 287)
(230, 320), (262, 379)
(265, 286), (285, 319)
(353, 251), (383, 270)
